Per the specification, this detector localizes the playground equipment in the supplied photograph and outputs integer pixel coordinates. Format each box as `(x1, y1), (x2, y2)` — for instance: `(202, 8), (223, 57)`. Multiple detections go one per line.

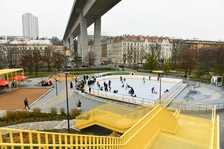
(211, 76), (223, 87)
(186, 75), (200, 91)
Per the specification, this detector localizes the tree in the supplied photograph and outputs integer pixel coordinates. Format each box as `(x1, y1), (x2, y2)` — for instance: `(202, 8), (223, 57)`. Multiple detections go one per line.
(0, 46), (7, 69)
(83, 51), (97, 68)
(163, 62), (172, 74)
(197, 47), (213, 78)
(20, 50), (34, 74)
(149, 42), (161, 60)
(144, 55), (158, 72)
(51, 52), (68, 71)
(33, 49), (43, 76)
(42, 46), (53, 71)
(212, 45), (224, 76)
(73, 53), (82, 69)
(51, 37), (63, 45)
(171, 39), (186, 70)
(178, 48), (197, 76)
(194, 63), (209, 78)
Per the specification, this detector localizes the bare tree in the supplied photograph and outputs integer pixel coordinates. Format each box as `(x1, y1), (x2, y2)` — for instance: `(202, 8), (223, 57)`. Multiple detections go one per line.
(171, 39), (186, 70)
(83, 51), (97, 68)
(42, 46), (53, 71)
(0, 45), (7, 69)
(20, 50), (34, 74)
(178, 47), (197, 76)
(196, 47), (213, 78)
(52, 52), (68, 71)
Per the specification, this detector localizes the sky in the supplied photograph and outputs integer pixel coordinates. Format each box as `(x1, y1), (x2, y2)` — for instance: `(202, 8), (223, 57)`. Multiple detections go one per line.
(0, 0), (224, 41)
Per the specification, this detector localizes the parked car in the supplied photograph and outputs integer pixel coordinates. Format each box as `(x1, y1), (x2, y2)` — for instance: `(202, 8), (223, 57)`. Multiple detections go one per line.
(81, 64), (88, 67)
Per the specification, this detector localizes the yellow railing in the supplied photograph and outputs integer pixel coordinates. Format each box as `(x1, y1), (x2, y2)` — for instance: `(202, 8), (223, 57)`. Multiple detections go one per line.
(168, 100), (216, 120)
(76, 103), (154, 133)
(120, 105), (179, 149)
(0, 128), (120, 149)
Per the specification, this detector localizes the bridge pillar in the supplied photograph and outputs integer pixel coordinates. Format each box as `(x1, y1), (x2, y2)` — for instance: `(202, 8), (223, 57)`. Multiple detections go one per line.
(80, 13), (88, 64)
(94, 17), (101, 65)
(64, 40), (69, 49)
(69, 33), (74, 57)
(77, 35), (81, 56)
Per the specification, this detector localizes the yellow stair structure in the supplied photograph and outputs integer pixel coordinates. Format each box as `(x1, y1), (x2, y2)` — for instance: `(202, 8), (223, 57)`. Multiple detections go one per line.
(0, 103), (220, 149)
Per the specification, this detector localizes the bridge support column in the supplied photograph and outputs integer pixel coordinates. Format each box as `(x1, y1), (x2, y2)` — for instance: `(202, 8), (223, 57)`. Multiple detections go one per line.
(77, 35), (81, 56)
(69, 33), (74, 57)
(80, 14), (88, 64)
(64, 40), (69, 49)
(94, 17), (101, 66)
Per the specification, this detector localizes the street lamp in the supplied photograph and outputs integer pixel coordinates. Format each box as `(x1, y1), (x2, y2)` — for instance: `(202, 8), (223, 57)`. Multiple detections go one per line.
(98, 63), (100, 77)
(65, 72), (70, 131)
(55, 70), (58, 96)
(159, 76), (162, 105)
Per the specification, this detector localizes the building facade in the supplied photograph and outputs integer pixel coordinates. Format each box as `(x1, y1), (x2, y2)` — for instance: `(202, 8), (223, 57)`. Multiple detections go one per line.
(106, 35), (172, 66)
(22, 13), (39, 39)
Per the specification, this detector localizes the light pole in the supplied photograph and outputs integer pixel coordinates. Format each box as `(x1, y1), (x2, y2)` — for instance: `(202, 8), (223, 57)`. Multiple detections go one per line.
(55, 70), (58, 96)
(65, 72), (70, 131)
(98, 63), (100, 77)
(159, 76), (162, 105)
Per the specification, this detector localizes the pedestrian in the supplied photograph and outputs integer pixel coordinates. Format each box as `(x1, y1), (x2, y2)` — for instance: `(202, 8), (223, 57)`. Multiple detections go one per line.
(70, 81), (73, 89)
(151, 87), (155, 93)
(76, 100), (81, 110)
(24, 98), (30, 110)
(89, 87), (91, 94)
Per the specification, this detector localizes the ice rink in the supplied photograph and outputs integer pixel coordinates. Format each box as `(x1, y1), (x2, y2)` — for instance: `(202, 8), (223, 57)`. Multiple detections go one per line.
(89, 75), (182, 101)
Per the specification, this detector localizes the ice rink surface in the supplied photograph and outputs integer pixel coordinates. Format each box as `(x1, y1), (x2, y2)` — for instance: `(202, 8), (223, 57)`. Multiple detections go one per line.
(90, 75), (181, 101)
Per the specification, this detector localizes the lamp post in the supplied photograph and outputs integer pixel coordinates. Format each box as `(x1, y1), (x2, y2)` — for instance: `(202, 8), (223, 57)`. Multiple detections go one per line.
(159, 76), (162, 105)
(65, 72), (70, 131)
(98, 63), (100, 77)
(55, 70), (58, 96)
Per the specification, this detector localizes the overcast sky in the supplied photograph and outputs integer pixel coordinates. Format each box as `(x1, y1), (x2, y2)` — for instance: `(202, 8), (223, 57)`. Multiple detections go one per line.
(0, 0), (224, 41)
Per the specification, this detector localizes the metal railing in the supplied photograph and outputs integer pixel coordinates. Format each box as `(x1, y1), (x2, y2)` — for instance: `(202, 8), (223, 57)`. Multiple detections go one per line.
(167, 100), (216, 120)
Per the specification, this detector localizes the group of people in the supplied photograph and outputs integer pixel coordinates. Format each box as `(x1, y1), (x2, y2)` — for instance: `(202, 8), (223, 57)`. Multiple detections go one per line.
(41, 79), (52, 86)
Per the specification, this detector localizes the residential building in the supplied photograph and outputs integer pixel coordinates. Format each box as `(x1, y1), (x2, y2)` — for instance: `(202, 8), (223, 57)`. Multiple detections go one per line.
(22, 13), (39, 39)
(106, 35), (172, 66)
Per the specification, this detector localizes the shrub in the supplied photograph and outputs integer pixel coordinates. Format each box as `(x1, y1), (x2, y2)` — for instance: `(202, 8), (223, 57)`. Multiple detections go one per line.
(50, 108), (57, 116)
(32, 108), (42, 118)
(70, 108), (80, 119)
(60, 108), (66, 115)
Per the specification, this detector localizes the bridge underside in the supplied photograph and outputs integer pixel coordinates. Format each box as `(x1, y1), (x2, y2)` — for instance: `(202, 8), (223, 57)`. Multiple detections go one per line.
(63, 0), (121, 65)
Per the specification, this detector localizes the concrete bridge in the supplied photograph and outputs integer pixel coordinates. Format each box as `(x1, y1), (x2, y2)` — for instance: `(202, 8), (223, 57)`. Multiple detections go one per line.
(63, 0), (121, 65)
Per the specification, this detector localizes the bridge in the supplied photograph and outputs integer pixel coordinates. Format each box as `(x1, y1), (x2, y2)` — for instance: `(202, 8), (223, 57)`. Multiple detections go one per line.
(63, 0), (121, 65)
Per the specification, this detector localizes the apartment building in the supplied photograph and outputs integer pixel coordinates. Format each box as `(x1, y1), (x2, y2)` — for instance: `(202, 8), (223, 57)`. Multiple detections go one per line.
(106, 35), (172, 65)
(22, 13), (39, 39)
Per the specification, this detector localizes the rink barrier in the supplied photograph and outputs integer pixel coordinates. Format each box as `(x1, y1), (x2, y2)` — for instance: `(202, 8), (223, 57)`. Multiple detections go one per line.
(84, 75), (183, 106)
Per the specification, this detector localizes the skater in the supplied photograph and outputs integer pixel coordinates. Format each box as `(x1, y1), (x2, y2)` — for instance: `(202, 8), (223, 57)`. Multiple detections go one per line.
(151, 87), (155, 93)
(24, 98), (30, 110)
(143, 77), (145, 83)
